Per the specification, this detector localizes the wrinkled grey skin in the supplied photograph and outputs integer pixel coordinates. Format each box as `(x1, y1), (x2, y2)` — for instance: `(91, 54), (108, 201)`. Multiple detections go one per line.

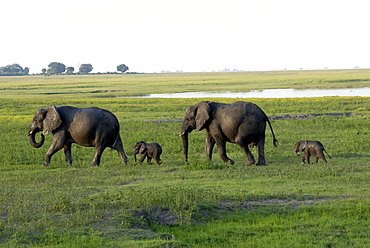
(180, 101), (278, 166)
(28, 105), (128, 167)
(295, 140), (331, 164)
(134, 141), (162, 165)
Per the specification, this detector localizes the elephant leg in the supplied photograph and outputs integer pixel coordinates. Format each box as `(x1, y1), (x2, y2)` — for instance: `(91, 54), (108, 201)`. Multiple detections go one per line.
(319, 154), (328, 164)
(63, 144), (72, 166)
(301, 156), (306, 164)
(205, 132), (215, 160)
(139, 154), (146, 163)
(147, 157), (153, 164)
(256, 141), (266, 166)
(154, 154), (162, 165)
(90, 147), (106, 166)
(111, 136), (128, 164)
(238, 144), (255, 166)
(235, 137), (255, 166)
(44, 136), (65, 166)
(306, 154), (311, 164)
(216, 140), (234, 165)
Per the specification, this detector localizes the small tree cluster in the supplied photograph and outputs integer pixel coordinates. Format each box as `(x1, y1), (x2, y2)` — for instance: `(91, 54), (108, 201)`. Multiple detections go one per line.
(0, 64), (29, 76)
(78, 64), (93, 75)
(0, 62), (130, 76)
(47, 62), (66, 75)
(117, 64), (129, 73)
(42, 62), (94, 75)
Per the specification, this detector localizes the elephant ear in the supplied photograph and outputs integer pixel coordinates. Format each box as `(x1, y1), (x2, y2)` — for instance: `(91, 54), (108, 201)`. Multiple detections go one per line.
(301, 141), (308, 151)
(139, 143), (147, 154)
(43, 105), (62, 135)
(195, 101), (211, 131)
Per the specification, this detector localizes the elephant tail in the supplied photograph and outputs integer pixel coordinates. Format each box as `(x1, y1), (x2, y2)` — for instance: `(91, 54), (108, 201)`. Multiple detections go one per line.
(266, 117), (278, 147)
(324, 149), (332, 159)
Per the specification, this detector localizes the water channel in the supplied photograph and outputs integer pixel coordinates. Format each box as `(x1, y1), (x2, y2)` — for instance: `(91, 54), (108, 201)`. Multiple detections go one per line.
(127, 87), (370, 98)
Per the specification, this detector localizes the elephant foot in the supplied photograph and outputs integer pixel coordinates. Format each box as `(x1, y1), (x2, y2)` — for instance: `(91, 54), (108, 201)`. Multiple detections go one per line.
(256, 161), (267, 166)
(42, 162), (50, 166)
(228, 159), (235, 165)
(89, 162), (99, 167)
(245, 158), (255, 166)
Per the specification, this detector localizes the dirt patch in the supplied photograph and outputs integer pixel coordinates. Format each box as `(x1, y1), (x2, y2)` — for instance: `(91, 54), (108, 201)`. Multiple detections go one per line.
(145, 113), (369, 124)
(270, 112), (369, 120)
(238, 198), (331, 209)
(132, 198), (332, 227)
(144, 119), (182, 124)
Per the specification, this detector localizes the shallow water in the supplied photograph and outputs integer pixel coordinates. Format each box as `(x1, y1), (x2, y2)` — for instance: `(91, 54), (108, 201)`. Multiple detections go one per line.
(127, 87), (370, 98)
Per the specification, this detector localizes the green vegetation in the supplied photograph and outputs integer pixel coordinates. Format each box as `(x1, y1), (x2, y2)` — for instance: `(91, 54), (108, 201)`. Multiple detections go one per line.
(1, 69), (370, 99)
(0, 70), (369, 247)
(0, 64), (29, 76)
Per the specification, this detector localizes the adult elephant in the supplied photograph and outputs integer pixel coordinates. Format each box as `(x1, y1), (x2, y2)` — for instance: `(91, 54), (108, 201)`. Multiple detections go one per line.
(180, 101), (278, 166)
(28, 105), (128, 166)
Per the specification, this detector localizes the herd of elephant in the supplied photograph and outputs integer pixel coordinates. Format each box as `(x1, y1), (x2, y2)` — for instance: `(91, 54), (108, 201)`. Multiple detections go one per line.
(28, 101), (331, 167)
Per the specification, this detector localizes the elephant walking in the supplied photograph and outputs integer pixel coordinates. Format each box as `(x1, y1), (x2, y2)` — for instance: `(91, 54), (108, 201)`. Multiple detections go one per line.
(134, 141), (163, 165)
(28, 105), (128, 166)
(294, 140), (331, 164)
(180, 101), (278, 166)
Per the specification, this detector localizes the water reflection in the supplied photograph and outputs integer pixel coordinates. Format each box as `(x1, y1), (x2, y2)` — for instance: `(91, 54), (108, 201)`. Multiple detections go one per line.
(128, 88), (370, 98)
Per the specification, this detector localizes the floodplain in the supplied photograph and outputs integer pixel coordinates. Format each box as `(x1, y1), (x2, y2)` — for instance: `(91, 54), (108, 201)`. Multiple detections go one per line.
(0, 69), (369, 247)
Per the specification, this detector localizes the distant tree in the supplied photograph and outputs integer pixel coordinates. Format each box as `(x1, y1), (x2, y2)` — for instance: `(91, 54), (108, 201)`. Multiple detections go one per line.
(48, 62), (66, 75)
(79, 64), (93, 74)
(23, 67), (29, 75)
(66, 67), (75, 75)
(0, 66), (9, 75)
(0, 63), (29, 76)
(117, 64), (129, 73)
(42, 68), (47, 76)
(9, 64), (23, 74)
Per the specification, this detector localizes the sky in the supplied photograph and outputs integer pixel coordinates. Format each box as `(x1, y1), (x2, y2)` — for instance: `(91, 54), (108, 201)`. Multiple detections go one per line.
(2, 0), (370, 74)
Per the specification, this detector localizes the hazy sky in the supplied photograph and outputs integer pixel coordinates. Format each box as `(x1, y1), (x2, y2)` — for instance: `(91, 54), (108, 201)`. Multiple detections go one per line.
(2, 0), (369, 73)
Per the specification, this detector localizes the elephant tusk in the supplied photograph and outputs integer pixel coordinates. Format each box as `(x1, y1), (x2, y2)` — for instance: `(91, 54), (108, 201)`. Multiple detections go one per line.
(179, 132), (185, 136)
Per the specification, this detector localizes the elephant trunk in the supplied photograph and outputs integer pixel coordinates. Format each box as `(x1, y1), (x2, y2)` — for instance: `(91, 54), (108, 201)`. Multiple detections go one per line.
(28, 130), (45, 148)
(180, 131), (189, 164)
(294, 144), (300, 156)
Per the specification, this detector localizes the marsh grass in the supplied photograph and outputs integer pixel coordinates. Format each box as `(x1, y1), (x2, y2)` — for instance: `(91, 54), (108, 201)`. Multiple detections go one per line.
(1, 69), (370, 99)
(1, 71), (370, 247)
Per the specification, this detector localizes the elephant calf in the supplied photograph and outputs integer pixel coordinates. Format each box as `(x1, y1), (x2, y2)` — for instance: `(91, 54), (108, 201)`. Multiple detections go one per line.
(295, 140), (331, 164)
(134, 141), (163, 165)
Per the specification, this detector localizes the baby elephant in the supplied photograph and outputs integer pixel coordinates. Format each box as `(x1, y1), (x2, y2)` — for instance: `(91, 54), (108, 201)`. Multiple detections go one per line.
(295, 140), (331, 164)
(134, 141), (163, 165)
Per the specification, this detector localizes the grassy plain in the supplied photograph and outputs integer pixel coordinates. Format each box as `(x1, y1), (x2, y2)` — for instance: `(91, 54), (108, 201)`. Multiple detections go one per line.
(0, 70), (369, 247)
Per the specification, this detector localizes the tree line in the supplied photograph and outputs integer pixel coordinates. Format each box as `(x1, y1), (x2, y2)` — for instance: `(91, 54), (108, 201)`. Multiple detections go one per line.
(0, 63), (129, 76)
(0, 64), (29, 76)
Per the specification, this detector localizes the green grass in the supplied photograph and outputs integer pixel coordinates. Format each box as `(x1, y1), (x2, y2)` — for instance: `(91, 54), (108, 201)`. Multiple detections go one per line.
(1, 69), (370, 99)
(0, 71), (369, 247)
